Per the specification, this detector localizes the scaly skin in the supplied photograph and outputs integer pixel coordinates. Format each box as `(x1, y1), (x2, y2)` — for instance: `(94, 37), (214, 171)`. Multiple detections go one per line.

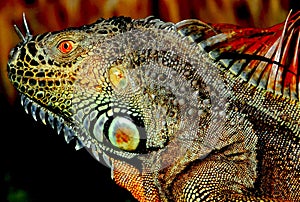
(7, 12), (300, 201)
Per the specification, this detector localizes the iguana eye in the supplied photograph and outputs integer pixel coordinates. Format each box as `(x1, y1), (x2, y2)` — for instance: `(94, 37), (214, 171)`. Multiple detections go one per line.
(57, 40), (74, 54)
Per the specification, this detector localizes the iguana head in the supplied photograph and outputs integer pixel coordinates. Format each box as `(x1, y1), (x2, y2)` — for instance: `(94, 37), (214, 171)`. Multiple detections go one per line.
(7, 14), (136, 122)
(8, 14), (215, 162)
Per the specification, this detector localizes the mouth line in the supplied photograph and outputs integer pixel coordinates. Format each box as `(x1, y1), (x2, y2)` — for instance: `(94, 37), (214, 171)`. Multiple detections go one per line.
(19, 93), (116, 169)
(19, 93), (84, 150)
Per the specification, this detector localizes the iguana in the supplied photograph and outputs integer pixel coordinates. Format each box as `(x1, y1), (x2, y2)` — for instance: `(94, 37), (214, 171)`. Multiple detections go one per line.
(7, 11), (300, 201)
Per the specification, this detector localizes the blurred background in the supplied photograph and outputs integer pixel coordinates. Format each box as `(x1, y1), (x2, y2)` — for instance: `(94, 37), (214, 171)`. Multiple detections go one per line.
(0, 0), (298, 202)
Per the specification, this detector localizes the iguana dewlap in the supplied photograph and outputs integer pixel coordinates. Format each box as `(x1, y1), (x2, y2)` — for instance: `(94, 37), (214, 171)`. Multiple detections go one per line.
(7, 11), (300, 201)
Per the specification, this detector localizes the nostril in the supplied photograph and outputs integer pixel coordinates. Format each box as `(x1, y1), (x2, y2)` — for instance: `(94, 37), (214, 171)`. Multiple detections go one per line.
(7, 63), (10, 72)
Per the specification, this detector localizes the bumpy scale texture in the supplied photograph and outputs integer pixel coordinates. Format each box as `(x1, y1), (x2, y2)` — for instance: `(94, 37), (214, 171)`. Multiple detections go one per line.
(7, 11), (300, 202)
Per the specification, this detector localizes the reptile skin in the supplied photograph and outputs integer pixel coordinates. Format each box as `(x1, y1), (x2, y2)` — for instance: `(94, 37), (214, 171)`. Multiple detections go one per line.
(7, 11), (300, 201)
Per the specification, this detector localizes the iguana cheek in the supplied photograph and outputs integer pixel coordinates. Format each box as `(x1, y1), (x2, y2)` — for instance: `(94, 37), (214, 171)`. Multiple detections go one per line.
(108, 116), (140, 151)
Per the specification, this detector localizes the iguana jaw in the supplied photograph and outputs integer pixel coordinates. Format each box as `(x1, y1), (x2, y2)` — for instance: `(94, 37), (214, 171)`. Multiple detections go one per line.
(19, 93), (84, 150)
(18, 92), (116, 169)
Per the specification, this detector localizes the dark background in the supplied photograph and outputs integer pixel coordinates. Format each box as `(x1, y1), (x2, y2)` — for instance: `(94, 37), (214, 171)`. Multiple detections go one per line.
(0, 1), (299, 202)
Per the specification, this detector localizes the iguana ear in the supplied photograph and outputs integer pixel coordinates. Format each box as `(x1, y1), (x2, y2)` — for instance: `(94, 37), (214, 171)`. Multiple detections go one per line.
(176, 11), (300, 101)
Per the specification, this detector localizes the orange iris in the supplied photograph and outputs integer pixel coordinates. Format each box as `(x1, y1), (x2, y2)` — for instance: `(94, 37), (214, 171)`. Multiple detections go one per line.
(57, 40), (74, 54)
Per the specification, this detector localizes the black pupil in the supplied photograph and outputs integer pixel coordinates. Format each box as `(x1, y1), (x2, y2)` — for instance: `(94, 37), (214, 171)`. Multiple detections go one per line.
(63, 42), (69, 49)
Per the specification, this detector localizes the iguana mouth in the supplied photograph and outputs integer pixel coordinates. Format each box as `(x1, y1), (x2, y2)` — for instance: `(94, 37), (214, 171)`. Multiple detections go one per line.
(19, 93), (115, 168)
(19, 93), (84, 150)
